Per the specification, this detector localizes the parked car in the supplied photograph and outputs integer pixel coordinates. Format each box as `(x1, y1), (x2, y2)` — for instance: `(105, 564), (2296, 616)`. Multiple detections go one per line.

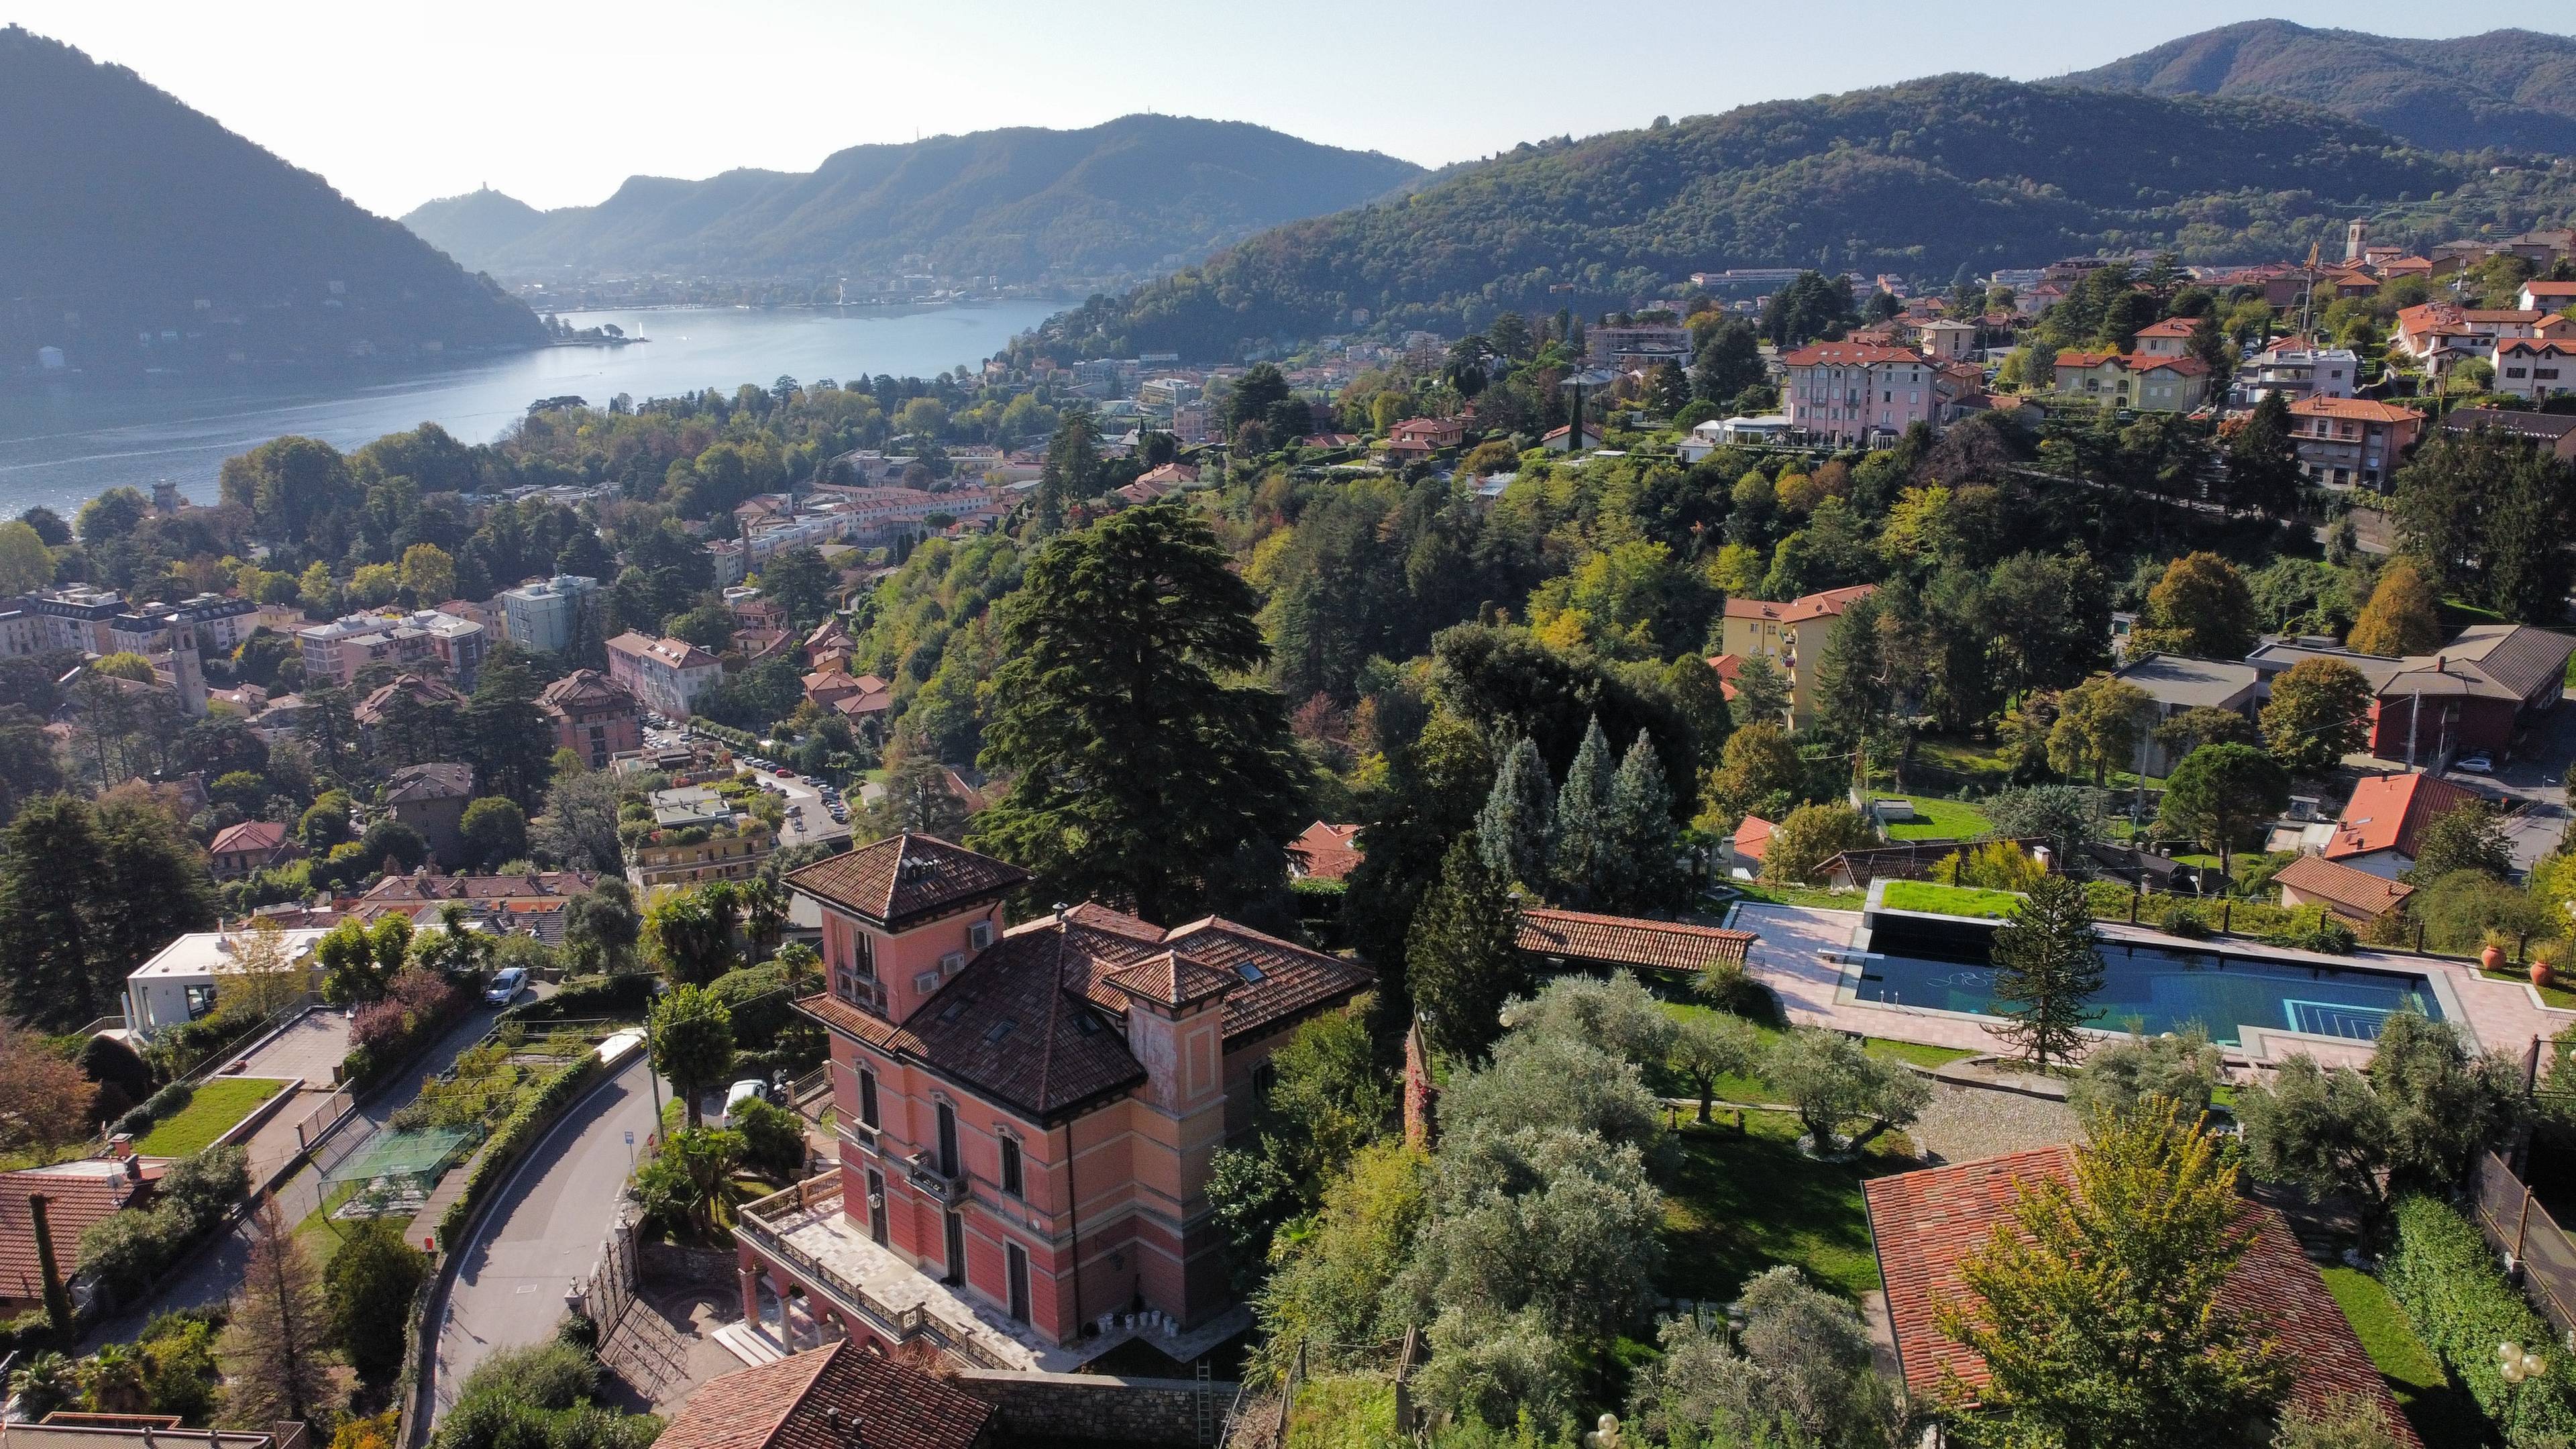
(2458, 755), (2496, 775)
(484, 967), (527, 1005)
(720, 1078), (772, 1127)
(774, 766), (794, 777)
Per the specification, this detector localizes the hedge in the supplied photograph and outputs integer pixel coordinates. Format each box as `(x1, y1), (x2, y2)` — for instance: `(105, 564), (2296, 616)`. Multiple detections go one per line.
(437, 1056), (602, 1249)
(2382, 1193), (2576, 1444)
(502, 973), (656, 1026)
(75, 1145), (248, 1307)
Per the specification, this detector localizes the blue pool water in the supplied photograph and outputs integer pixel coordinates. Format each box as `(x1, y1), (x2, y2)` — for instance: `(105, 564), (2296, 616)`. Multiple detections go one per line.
(1854, 941), (2444, 1046)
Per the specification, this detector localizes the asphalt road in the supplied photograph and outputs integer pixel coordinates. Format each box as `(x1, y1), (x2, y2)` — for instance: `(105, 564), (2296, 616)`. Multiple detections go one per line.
(81, 1000), (508, 1348)
(2445, 688), (2576, 878)
(429, 1053), (663, 1418)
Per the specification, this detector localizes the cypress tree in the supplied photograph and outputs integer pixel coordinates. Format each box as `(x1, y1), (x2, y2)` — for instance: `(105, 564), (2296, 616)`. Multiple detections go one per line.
(1405, 833), (1525, 1061)
(1548, 716), (1617, 908)
(1606, 730), (1683, 910)
(1476, 737), (1555, 890)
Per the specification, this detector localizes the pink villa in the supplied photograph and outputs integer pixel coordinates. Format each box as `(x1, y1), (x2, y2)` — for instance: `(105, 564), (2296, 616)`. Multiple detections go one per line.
(735, 833), (1371, 1364)
(1779, 341), (1933, 445)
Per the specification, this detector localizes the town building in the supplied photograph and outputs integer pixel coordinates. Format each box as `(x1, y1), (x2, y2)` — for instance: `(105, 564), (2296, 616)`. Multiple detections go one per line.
(298, 610), (488, 689)
(1285, 822), (1363, 882)
(2106, 655), (2260, 775)
(1715, 584), (1876, 729)
(22, 586), (129, 655)
(2369, 623), (2576, 768)
(2227, 344), (2358, 407)
(122, 928), (329, 1038)
(1865, 1146), (2419, 1446)
(2439, 407), (2576, 461)
(498, 575), (598, 655)
(1587, 318), (1690, 367)
(2049, 351), (2212, 411)
(208, 820), (302, 879)
(605, 632), (724, 718)
(2271, 853), (2414, 928)
(736, 834), (1373, 1359)
(1780, 342), (1931, 444)
(537, 668), (643, 768)
(384, 762), (476, 867)
(2493, 337), (2576, 402)
(629, 804), (773, 890)
(2324, 772), (2486, 879)
(2286, 397), (2423, 490)
(110, 594), (258, 657)
(352, 674), (470, 751)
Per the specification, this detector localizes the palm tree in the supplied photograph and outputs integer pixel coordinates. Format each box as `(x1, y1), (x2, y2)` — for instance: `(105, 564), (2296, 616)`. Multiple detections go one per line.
(741, 875), (786, 961)
(9, 1352), (78, 1419)
(78, 1343), (150, 1414)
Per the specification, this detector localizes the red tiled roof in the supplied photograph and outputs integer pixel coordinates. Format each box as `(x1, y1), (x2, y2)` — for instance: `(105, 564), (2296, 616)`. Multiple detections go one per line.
(2326, 773), (2483, 862)
(785, 834), (1028, 928)
(797, 900), (1371, 1120)
(1733, 815), (1774, 861)
(2051, 350), (2119, 369)
(2272, 853), (2414, 922)
(1722, 584), (1876, 624)
(1864, 1148), (2420, 1444)
(1287, 821), (1364, 881)
(1780, 341), (1925, 367)
(1514, 906), (1756, 970)
(2, 1161), (155, 1306)
(537, 669), (636, 716)
(2290, 397), (2423, 423)
(2135, 318), (2197, 338)
(654, 1339), (993, 1449)
(2497, 337), (2576, 358)
(209, 820), (290, 856)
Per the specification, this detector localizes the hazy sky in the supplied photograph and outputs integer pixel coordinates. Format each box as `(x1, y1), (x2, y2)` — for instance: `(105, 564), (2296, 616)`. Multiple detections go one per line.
(10, 1), (2575, 219)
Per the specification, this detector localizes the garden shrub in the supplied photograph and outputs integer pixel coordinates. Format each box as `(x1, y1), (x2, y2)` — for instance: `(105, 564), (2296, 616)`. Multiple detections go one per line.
(731, 1096), (808, 1181)
(77, 1146), (247, 1303)
(2381, 1193), (2576, 1444)
(505, 973), (655, 1024)
(2263, 907), (2357, 955)
(438, 1058), (598, 1247)
(707, 962), (792, 1049)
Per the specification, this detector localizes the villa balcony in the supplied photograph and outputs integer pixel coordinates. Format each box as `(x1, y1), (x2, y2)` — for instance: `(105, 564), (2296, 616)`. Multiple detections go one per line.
(905, 1150), (970, 1205)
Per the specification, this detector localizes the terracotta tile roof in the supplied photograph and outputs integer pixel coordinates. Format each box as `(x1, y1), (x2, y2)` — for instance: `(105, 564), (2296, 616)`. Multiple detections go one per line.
(1733, 815), (1774, 861)
(1780, 341), (1926, 367)
(2, 1161), (155, 1305)
(1864, 1148), (2419, 1444)
(1721, 584), (1876, 624)
(2127, 354), (2210, 376)
(1287, 821), (1364, 881)
(2497, 337), (2576, 358)
(2526, 281), (2576, 298)
(2467, 309), (2546, 323)
(2273, 853), (2414, 922)
(2135, 318), (2198, 338)
(797, 901), (1370, 1120)
(354, 674), (468, 727)
(2289, 397), (2423, 423)
(209, 820), (291, 856)
(536, 669), (636, 716)
(654, 1339), (992, 1449)
(2326, 773), (2484, 861)
(2051, 350), (2119, 369)
(384, 762), (474, 804)
(606, 633), (722, 672)
(1514, 906), (1756, 970)
(785, 834), (1028, 928)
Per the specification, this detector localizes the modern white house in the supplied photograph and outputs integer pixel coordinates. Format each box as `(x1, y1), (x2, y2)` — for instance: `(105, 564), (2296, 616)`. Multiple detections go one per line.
(123, 928), (329, 1040)
(498, 575), (598, 655)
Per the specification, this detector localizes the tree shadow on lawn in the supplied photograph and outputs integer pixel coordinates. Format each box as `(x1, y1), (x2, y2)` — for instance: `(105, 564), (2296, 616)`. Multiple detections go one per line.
(1656, 1114), (1918, 1305)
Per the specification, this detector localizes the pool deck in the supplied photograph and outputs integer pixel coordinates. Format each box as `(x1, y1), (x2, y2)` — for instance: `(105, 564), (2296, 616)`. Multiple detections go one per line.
(1726, 900), (2575, 1072)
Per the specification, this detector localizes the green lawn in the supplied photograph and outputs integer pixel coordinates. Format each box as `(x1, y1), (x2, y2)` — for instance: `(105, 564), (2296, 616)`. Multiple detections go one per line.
(1878, 795), (1994, 842)
(1658, 1114), (1915, 1303)
(1714, 879), (1860, 912)
(2483, 965), (2576, 1010)
(136, 1077), (286, 1157)
(2320, 1265), (2489, 1448)
(1880, 880), (2024, 919)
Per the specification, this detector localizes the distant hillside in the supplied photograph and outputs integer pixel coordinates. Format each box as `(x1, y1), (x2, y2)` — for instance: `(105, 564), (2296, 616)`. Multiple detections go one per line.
(1042, 74), (2562, 360)
(0, 26), (542, 373)
(402, 116), (1425, 284)
(2055, 21), (2576, 154)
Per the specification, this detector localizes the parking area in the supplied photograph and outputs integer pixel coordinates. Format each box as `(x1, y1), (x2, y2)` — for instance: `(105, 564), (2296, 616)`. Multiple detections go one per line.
(2441, 688), (2576, 876)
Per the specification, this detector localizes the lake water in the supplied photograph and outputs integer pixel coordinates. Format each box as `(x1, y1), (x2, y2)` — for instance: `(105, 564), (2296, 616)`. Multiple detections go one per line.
(0, 301), (1058, 517)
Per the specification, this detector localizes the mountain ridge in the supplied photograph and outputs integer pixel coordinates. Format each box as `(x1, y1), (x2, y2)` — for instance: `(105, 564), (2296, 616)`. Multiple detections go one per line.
(1043, 72), (2553, 360)
(0, 25), (543, 373)
(401, 115), (1425, 284)
(2053, 21), (2576, 154)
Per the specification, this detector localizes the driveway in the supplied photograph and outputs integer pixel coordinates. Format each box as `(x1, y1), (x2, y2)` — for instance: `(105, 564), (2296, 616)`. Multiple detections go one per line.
(2440, 688), (2576, 877)
(429, 1053), (662, 1418)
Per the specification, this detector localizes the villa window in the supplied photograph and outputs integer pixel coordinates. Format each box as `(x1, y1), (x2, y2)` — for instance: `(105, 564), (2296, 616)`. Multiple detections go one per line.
(859, 1067), (880, 1129)
(1000, 1136), (1023, 1197)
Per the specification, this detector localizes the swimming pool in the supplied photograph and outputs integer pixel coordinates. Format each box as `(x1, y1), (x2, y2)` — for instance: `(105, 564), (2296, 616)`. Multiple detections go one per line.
(1849, 939), (2446, 1046)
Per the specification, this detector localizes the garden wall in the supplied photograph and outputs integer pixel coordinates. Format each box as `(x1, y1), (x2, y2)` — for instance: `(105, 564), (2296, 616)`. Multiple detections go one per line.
(951, 1368), (1232, 1447)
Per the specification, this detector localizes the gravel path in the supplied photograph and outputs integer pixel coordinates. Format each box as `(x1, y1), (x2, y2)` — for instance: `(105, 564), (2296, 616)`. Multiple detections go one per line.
(1910, 1081), (2080, 1165)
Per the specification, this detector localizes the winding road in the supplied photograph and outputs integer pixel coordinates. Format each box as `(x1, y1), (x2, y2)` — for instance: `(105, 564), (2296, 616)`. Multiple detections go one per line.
(428, 1053), (663, 1418)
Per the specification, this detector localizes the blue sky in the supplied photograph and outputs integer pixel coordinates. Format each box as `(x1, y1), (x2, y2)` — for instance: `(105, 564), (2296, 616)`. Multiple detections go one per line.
(7, 1), (2574, 217)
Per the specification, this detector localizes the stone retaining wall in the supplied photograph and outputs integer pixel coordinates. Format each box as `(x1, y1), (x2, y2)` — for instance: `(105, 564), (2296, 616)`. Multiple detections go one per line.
(952, 1368), (1231, 1446)
(641, 1242), (735, 1290)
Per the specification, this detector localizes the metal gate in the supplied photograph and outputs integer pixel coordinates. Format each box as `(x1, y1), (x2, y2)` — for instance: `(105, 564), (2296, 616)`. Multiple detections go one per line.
(572, 1211), (688, 1397)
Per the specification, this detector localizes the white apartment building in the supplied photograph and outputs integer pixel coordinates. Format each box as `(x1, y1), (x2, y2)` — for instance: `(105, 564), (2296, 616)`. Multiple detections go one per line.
(498, 574), (598, 655)
(604, 631), (724, 718)
(299, 608), (488, 688)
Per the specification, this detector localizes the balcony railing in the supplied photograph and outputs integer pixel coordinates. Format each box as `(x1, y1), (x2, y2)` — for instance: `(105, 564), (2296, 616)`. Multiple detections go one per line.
(739, 1175), (1006, 1368)
(906, 1151), (971, 1205)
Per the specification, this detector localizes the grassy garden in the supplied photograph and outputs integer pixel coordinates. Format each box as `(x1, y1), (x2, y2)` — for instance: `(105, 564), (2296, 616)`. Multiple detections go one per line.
(134, 1076), (287, 1157)
(1880, 879), (2024, 918)
(1877, 794), (1995, 841)
(1657, 1114), (1915, 1305)
(2320, 1265), (2491, 1448)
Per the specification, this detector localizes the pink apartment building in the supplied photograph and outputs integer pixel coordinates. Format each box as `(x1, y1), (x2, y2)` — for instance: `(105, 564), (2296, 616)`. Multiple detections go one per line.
(1780, 341), (1933, 444)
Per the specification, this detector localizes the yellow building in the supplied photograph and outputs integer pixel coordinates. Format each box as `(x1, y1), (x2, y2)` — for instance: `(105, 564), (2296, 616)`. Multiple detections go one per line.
(1714, 584), (1876, 729)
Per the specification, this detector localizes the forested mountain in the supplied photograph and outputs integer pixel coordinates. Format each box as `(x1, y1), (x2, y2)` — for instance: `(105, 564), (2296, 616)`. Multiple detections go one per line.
(0, 26), (543, 374)
(2056, 21), (2576, 154)
(1038, 74), (2576, 360)
(400, 116), (1424, 284)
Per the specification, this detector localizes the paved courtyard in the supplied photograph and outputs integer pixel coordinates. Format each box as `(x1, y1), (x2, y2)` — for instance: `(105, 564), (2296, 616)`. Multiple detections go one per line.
(1725, 900), (2576, 1073)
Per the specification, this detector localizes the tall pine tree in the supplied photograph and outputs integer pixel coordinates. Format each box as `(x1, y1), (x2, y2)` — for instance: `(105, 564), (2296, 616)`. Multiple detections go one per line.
(1606, 730), (1683, 910)
(1406, 833), (1525, 1060)
(1548, 716), (1617, 908)
(1476, 737), (1554, 891)
(1986, 875), (2104, 1071)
